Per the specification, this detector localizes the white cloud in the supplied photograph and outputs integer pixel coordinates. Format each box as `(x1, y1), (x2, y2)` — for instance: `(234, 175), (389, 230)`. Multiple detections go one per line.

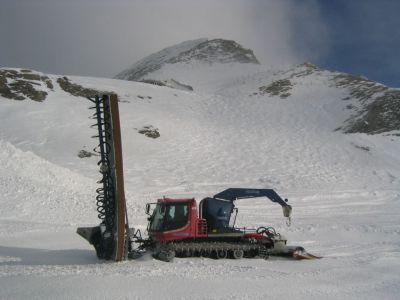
(0, 0), (330, 77)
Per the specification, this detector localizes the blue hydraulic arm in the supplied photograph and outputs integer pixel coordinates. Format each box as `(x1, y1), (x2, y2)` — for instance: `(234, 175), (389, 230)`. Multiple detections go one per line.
(212, 188), (292, 222)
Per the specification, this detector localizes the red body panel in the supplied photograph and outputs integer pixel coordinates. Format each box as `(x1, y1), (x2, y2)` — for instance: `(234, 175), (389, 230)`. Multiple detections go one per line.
(148, 198), (270, 244)
(243, 233), (264, 239)
(149, 198), (208, 242)
(243, 232), (271, 242)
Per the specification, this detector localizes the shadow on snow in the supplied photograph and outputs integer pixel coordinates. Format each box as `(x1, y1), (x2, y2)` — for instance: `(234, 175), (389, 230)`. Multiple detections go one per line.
(0, 245), (100, 266)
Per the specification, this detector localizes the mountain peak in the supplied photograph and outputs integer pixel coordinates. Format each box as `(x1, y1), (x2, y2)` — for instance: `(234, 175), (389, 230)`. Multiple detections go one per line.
(115, 38), (259, 81)
(169, 38), (259, 65)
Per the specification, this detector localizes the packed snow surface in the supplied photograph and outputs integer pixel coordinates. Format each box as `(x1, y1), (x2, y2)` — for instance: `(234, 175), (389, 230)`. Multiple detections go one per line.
(1, 65), (400, 299)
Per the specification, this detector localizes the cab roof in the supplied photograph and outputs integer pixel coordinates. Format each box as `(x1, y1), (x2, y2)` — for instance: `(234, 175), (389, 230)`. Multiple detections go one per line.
(157, 197), (195, 204)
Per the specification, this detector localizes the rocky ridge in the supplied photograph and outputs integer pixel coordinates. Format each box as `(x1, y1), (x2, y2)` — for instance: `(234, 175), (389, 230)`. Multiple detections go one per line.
(254, 63), (400, 134)
(115, 38), (259, 81)
(2, 38), (399, 135)
(0, 69), (110, 101)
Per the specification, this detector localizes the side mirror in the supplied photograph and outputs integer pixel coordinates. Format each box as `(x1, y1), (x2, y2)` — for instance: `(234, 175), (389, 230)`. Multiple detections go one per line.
(145, 203), (151, 215)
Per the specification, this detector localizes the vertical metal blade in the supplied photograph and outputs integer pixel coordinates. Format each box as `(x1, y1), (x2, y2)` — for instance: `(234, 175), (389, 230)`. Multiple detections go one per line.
(109, 94), (126, 262)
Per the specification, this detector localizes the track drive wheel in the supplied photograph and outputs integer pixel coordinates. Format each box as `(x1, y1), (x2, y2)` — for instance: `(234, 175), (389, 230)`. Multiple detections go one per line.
(154, 245), (175, 262)
(216, 249), (228, 259)
(232, 249), (244, 259)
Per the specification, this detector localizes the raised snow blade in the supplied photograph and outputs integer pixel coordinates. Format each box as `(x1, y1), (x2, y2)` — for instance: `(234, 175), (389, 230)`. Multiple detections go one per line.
(271, 245), (322, 260)
(292, 249), (322, 260)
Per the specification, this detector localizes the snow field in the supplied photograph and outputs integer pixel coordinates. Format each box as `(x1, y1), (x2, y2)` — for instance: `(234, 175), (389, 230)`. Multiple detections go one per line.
(0, 65), (399, 299)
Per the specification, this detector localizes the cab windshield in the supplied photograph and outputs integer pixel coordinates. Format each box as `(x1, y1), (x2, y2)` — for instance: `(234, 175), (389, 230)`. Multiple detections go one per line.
(149, 202), (189, 232)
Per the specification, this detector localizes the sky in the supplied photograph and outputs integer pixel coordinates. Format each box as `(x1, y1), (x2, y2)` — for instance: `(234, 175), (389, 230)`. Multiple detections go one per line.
(1, 0), (399, 87)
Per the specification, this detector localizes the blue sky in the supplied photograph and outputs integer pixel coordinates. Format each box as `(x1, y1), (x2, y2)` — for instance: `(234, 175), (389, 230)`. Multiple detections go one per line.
(1, 0), (399, 87)
(316, 0), (400, 87)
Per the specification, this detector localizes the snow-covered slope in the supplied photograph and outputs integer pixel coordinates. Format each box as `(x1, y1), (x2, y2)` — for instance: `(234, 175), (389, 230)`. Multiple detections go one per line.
(1, 49), (400, 300)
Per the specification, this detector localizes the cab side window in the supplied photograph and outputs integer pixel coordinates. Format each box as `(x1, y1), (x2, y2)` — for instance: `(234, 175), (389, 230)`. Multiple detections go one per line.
(164, 203), (189, 230)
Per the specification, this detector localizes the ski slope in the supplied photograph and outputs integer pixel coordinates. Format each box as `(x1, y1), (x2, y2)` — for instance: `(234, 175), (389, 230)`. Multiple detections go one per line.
(0, 65), (400, 299)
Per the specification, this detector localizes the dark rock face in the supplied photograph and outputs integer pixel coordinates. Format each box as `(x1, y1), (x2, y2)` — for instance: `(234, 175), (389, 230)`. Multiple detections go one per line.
(343, 90), (400, 134)
(78, 149), (97, 158)
(333, 73), (388, 102)
(140, 79), (193, 91)
(139, 79), (168, 87)
(0, 69), (112, 101)
(168, 39), (259, 65)
(332, 73), (400, 134)
(253, 63), (400, 135)
(115, 38), (259, 81)
(259, 79), (292, 98)
(57, 77), (112, 98)
(137, 125), (160, 139)
(255, 63), (318, 99)
(0, 69), (51, 101)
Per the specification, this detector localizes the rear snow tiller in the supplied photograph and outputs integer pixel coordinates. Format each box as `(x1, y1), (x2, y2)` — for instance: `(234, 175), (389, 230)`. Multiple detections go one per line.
(77, 95), (320, 262)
